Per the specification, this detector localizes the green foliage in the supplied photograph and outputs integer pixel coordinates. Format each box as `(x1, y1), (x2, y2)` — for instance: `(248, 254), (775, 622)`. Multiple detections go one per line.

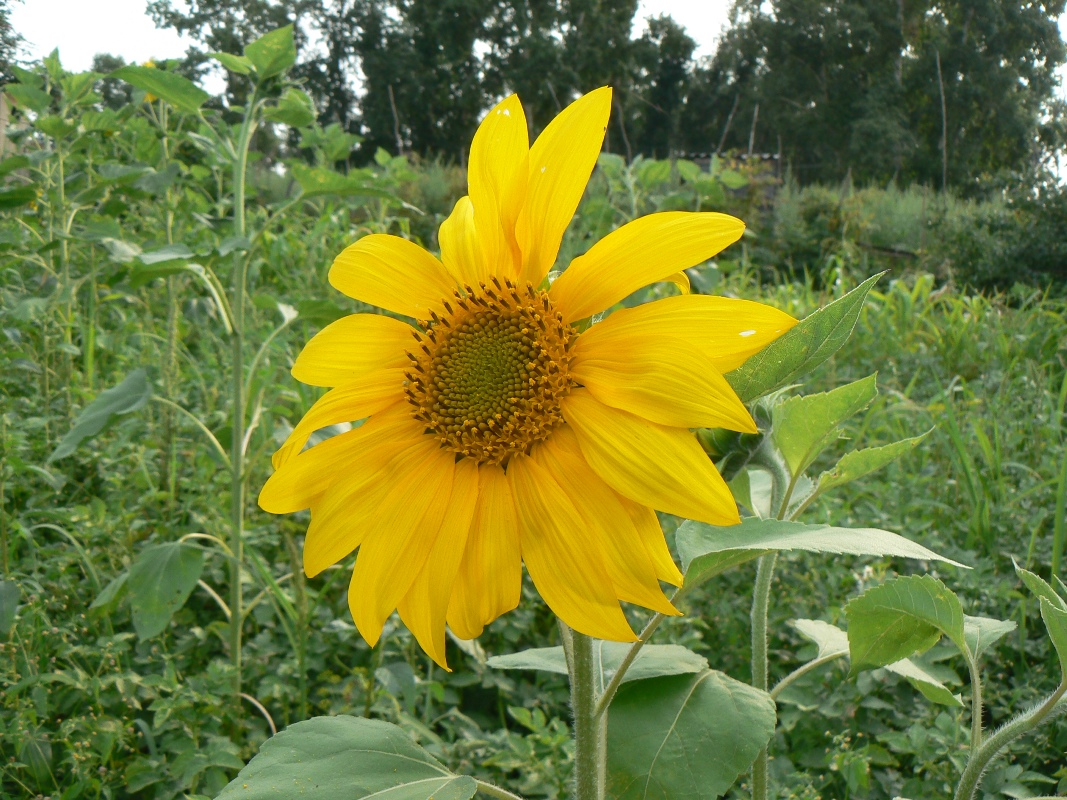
(48, 370), (152, 462)
(846, 575), (967, 671)
(487, 643), (708, 685)
(606, 671), (776, 799)
(218, 716), (477, 800)
(126, 542), (205, 640)
(111, 66), (211, 114)
(3, 31), (1067, 800)
(725, 273), (883, 403)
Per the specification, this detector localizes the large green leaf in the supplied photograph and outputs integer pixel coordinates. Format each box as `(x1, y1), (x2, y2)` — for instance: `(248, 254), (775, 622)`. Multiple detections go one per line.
(216, 716), (477, 800)
(244, 25), (297, 79)
(606, 670), (776, 799)
(487, 642), (707, 688)
(845, 575), (967, 672)
(964, 615), (1016, 660)
(726, 272), (884, 403)
(5, 83), (51, 112)
(211, 52), (254, 75)
(0, 580), (19, 635)
(793, 619), (849, 659)
(677, 517), (962, 592)
(264, 87), (316, 127)
(816, 431), (931, 495)
(48, 369), (152, 462)
(1014, 560), (1066, 611)
(773, 374), (878, 475)
(1039, 598), (1067, 679)
(111, 66), (210, 114)
(884, 658), (963, 707)
(127, 542), (203, 640)
(0, 185), (37, 209)
(290, 163), (404, 202)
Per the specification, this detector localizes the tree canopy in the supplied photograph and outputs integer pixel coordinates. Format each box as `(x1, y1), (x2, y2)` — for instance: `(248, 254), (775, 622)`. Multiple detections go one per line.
(138, 0), (1067, 186)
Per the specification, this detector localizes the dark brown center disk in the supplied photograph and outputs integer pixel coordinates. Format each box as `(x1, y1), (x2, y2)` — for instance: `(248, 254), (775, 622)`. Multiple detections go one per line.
(404, 277), (577, 465)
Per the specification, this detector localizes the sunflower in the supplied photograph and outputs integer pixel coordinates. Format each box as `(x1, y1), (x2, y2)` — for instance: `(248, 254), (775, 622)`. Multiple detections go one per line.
(259, 87), (796, 669)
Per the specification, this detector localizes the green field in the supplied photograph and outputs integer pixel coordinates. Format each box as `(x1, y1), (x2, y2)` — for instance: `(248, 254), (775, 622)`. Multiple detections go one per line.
(2, 46), (1067, 800)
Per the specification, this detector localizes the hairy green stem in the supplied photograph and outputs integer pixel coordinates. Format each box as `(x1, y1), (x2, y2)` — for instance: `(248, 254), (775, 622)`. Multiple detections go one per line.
(750, 440), (792, 800)
(750, 551), (778, 800)
(595, 608), (669, 719)
(569, 629), (605, 800)
(770, 651), (847, 700)
(953, 683), (1066, 800)
(966, 654), (983, 752)
(229, 88), (260, 704)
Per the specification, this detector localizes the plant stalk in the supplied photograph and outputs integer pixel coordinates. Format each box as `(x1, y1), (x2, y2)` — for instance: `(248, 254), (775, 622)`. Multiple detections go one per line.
(229, 88), (260, 704)
(569, 628), (605, 800)
(966, 654), (983, 752)
(749, 439), (792, 800)
(953, 683), (1066, 800)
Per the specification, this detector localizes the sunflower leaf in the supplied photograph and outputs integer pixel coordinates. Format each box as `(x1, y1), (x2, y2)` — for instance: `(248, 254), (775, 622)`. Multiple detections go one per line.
(487, 642), (707, 686)
(964, 615), (1016, 660)
(48, 369), (152, 462)
(606, 670), (775, 799)
(816, 430), (932, 496)
(216, 716), (477, 800)
(726, 272), (884, 402)
(772, 374), (878, 476)
(127, 542), (203, 640)
(793, 619), (849, 660)
(244, 25), (297, 80)
(885, 658), (963, 707)
(677, 517), (964, 593)
(845, 575), (967, 673)
(1039, 597), (1067, 679)
(111, 66), (210, 114)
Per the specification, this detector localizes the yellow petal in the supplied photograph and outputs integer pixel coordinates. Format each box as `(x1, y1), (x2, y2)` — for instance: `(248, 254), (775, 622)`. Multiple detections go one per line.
(571, 329), (757, 432)
(515, 87), (612, 287)
(562, 389), (740, 526)
(614, 495), (683, 585)
(439, 196), (491, 287)
(258, 403), (416, 516)
(291, 313), (415, 388)
(447, 463), (523, 640)
(581, 294), (798, 373)
(534, 428), (679, 616)
(549, 212), (745, 322)
(397, 458), (480, 669)
(508, 451), (637, 641)
(302, 413), (433, 576)
(347, 447), (455, 647)
(329, 234), (456, 318)
(272, 369), (406, 469)
(468, 95), (529, 277)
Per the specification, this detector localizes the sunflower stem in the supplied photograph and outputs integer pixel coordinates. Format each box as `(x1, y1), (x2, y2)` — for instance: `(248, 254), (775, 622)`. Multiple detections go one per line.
(569, 628), (605, 800)
(750, 439), (792, 800)
(228, 85), (261, 710)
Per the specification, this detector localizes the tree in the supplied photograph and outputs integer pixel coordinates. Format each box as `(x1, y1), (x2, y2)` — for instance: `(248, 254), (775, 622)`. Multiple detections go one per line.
(630, 15), (696, 160)
(687, 0), (1067, 189)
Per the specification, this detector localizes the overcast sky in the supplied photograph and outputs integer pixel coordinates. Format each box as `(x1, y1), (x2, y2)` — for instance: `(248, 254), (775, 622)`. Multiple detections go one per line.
(10, 0), (730, 74)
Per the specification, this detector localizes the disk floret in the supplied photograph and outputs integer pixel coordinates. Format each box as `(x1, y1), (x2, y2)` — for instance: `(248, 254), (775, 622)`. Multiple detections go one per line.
(405, 277), (577, 465)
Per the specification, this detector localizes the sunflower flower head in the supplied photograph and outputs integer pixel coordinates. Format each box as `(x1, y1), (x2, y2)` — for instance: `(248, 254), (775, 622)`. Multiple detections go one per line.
(259, 87), (798, 669)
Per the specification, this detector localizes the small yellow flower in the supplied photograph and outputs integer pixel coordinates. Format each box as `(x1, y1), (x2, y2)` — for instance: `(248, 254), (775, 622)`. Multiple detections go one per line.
(259, 87), (796, 668)
(142, 60), (158, 103)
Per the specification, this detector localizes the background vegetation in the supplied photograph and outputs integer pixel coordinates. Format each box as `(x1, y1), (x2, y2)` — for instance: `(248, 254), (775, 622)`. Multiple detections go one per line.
(2, 2), (1067, 799)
